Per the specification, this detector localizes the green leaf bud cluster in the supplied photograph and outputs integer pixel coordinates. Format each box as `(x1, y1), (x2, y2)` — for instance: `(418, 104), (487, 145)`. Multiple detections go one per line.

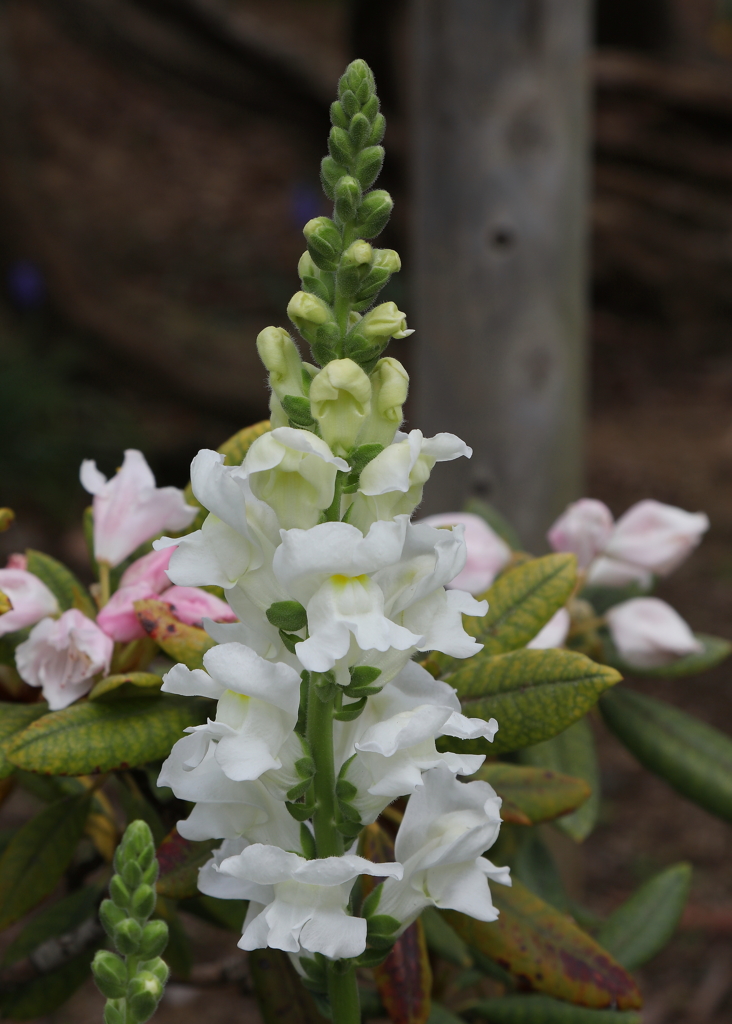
(255, 60), (412, 463)
(94, 820), (170, 1024)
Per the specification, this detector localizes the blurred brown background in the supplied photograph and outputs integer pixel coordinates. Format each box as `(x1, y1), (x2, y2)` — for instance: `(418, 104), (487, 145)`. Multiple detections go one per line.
(2, 1), (732, 1021)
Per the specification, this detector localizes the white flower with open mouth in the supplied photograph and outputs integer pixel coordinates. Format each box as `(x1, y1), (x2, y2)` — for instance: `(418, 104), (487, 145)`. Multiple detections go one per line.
(160, 643), (302, 786)
(80, 449), (197, 567)
(202, 844), (402, 959)
(377, 765), (510, 930)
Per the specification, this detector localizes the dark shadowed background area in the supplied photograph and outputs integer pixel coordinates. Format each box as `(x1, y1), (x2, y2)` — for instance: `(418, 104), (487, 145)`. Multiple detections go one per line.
(2, 1), (732, 1021)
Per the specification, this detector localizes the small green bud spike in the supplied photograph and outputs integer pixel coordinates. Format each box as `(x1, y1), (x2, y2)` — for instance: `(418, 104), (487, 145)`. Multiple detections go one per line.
(96, 820), (169, 1024)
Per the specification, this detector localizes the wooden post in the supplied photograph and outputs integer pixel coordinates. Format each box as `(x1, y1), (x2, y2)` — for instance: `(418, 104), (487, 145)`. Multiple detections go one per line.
(411, 0), (591, 551)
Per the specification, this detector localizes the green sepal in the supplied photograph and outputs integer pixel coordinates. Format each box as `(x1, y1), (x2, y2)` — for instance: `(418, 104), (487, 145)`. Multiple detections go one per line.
(300, 824), (317, 860)
(335, 778), (357, 801)
(348, 665), (382, 689)
(321, 156), (348, 200)
(286, 801), (316, 822)
(337, 800), (361, 823)
(353, 947), (390, 968)
(314, 671), (338, 702)
(348, 444), (384, 475)
(348, 111), (371, 149)
(92, 950), (127, 1000)
(295, 755), (316, 779)
(361, 881), (383, 918)
(279, 629), (301, 655)
(286, 778), (313, 802)
(267, 601), (308, 632)
(301, 274), (332, 303)
(330, 99), (349, 128)
(334, 175), (362, 223)
(335, 819), (363, 838)
(368, 112), (386, 145)
(281, 395), (317, 428)
(354, 146), (384, 189)
(328, 126), (353, 167)
(367, 913), (400, 937)
(333, 696), (367, 721)
(361, 93), (379, 120)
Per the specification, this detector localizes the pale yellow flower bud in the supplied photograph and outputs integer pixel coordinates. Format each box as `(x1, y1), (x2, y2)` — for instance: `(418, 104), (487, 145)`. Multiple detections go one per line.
(360, 357), (409, 447)
(287, 291), (331, 326)
(372, 249), (401, 274)
(342, 240), (373, 266)
(256, 327), (304, 402)
(310, 358), (372, 455)
(359, 301), (413, 342)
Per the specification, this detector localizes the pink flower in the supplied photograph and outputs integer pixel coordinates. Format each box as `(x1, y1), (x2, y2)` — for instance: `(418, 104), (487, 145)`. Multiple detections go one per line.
(96, 581), (159, 643)
(119, 547), (175, 592)
(6, 554), (27, 570)
(0, 569), (59, 636)
(80, 450), (197, 567)
(526, 607), (571, 650)
(547, 499), (614, 569)
(603, 500), (709, 578)
(159, 586), (237, 629)
(15, 608), (113, 710)
(606, 597), (702, 669)
(418, 513), (511, 594)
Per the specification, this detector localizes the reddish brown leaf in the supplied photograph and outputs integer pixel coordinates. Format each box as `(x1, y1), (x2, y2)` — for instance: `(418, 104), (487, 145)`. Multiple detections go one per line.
(444, 879), (642, 1010)
(134, 599), (216, 670)
(156, 828), (216, 899)
(374, 917), (432, 1024)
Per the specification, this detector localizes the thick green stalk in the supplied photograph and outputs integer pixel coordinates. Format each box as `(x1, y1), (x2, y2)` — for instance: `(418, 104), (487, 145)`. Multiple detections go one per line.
(307, 677), (343, 859)
(327, 964), (360, 1024)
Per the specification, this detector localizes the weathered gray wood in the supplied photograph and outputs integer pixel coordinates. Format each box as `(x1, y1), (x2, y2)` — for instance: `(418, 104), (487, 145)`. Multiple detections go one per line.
(411, 0), (590, 551)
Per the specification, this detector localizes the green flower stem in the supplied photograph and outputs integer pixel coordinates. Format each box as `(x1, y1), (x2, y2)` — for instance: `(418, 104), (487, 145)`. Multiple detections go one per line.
(307, 677), (343, 859)
(98, 560), (111, 607)
(327, 964), (360, 1024)
(324, 471), (346, 522)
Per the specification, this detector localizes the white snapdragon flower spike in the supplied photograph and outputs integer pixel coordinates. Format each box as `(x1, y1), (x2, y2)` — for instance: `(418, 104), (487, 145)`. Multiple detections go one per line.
(606, 597), (702, 669)
(80, 449), (197, 567)
(160, 644), (302, 787)
(205, 844), (402, 959)
(377, 765), (510, 930)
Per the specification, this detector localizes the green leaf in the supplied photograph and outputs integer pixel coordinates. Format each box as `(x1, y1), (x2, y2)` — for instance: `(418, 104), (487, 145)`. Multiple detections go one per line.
(0, 702), (47, 779)
(473, 763), (591, 826)
(5, 696), (206, 776)
(88, 671), (163, 701)
(156, 829), (217, 900)
(465, 995), (641, 1022)
(443, 879), (642, 1010)
(463, 498), (522, 551)
(0, 793), (91, 929)
(25, 549), (96, 618)
(0, 945), (97, 1020)
(448, 650), (620, 755)
(603, 632), (731, 679)
(3, 881), (105, 965)
(466, 554), (577, 655)
(134, 599), (216, 670)
(600, 686), (732, 821)
(596, 862), (692, 970)
(249, 946), (330, 1024)
(421, 906), (473, 968)
(154, 895), (192, 980)
(183, 420), (271, 532)
(519, 717), (600, 841)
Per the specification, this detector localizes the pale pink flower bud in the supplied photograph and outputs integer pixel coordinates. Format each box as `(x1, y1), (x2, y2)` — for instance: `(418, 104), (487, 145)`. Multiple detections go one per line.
(16, 608), (113, 710)
(547, 499), (614, 569)
(6, 553), (27, 570)
(159, 586), (237, 629)
(606, 597), (702, 669)
(0, 569), (59, 636)
(119, 547), (175, 593)
(604, 500), (709, 577)
(527, 607), (571, 650)
(418, 513), (512, 595)
(96, 581), (158, 643)
(80, 450), (197, 568)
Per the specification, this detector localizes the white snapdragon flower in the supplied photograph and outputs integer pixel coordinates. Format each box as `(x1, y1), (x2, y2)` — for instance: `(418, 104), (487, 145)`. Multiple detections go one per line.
(417, 513), (512, 595)
(334, 662), (498, 823)
(377, 765), (510, 930)
(346, 430), (472, 532)
(160, 643), (302, 788)
(202, 844), (402, 959)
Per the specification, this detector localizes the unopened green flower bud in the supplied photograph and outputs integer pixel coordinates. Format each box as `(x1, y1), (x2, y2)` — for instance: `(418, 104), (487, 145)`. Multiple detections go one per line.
(257, 327), (304, 403)
(341, 59), (375, 100)
(127, 971), (164, 1023)
(303, 216), (343, 270)
(321, 156), (348, 200)
(130, 883), (156, 921)
(372, 249), (401, 274)
(298, 251), (318, 280)
(328, 126), (353, 169)
(361, 93), (379, 121)
(368, 112), (386, 145)
(330, 99), (349, 129)
(121, 860), (142, 890)
(109, 875), (131, 909)
(140, 956), (170, 987)
(310, 359), (372, 455)
(100, 898), (126, 938)
(92, 949), (128, 1000)
(121, 820), (153, 860)
(104, 1000), (126, 1024)
(138, 919), (169, 959)
(362, 357), (410, 447)
(353, 249), (401, 308)
(340, 89), (359, 119)
(356, 189), (393, 238)
(349, 111), (371, 150)
(287, 292), (332, 342)
(114, 916), (142, 955)
(343, 240), (373, 266)
(311, 322), (341, 367)
(334, 175), (361, 222)
(354, 146), (384, 190)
